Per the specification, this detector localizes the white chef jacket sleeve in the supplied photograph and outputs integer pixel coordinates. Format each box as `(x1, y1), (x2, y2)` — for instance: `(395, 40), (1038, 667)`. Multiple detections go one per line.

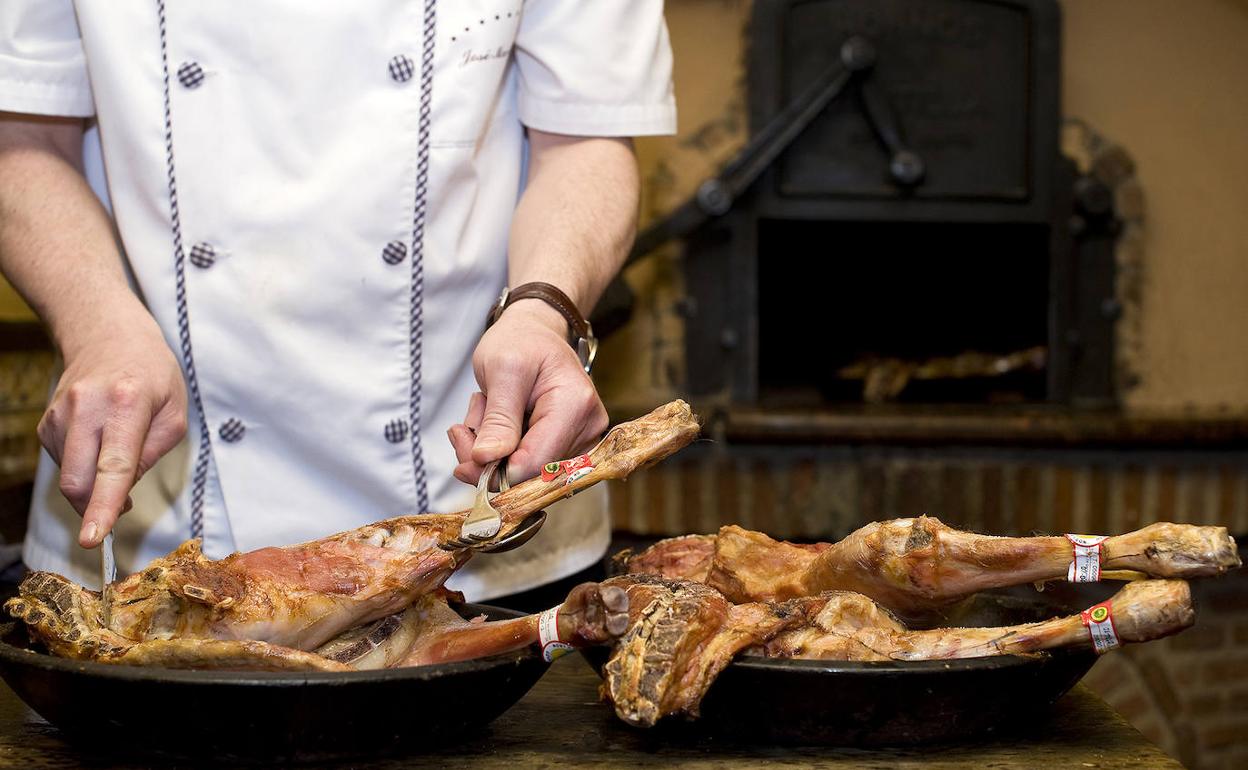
(514, 0), (676, 137)
(0, 0), (94, 117)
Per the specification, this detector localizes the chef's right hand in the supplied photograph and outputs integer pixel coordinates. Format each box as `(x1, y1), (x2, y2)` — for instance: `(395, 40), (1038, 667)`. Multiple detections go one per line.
(37, 308), (187, 549)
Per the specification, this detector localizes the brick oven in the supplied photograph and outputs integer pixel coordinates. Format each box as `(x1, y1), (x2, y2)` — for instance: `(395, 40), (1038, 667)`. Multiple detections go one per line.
(675, 0), (1122, 410)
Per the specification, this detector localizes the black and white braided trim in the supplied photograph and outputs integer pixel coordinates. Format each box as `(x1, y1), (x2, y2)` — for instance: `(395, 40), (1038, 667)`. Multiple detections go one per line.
(157, 0), (214, 541)
(407, 0), (437, 512)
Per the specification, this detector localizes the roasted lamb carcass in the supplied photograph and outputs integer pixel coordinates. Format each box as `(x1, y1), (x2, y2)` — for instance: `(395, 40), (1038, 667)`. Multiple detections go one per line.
(600, 575), (1196, 727)
(621, 516), (1239, 621)
(9, 574), (630, 672)
(6, 400), (699, 670)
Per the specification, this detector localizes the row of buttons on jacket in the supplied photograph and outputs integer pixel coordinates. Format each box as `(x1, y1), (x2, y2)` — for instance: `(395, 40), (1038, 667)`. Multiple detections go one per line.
(213, 418), (412, 445)
(176, 55), (415, 89)
(176, 58), (416, 448)
(188, 240), (408, 269)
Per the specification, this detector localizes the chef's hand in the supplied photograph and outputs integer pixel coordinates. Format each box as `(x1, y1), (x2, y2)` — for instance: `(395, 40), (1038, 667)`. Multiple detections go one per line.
(37, 309), (188, 548)
(448, 300), (607, 484)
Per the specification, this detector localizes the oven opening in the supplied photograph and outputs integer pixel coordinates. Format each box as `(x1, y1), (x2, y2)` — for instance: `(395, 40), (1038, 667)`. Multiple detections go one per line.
(757, 218), (1052, 406)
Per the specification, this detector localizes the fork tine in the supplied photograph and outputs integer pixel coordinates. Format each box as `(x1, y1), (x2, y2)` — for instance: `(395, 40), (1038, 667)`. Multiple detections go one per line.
(457, 459), (505, 541)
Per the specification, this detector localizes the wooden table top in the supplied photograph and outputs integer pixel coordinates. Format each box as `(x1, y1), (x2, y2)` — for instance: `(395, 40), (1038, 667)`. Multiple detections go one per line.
(0, 655), (1179, 769)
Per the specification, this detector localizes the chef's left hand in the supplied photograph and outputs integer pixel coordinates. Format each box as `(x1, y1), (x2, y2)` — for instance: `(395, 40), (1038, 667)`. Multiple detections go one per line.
(447, 299), (607, 484)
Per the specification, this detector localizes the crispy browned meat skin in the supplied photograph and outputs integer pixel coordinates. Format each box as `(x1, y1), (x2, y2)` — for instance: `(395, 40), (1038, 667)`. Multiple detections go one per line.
(763, 579), (1194, 661)
(6, 575), (633, 672)
(616, 534), (718, 582)
(6, 401), (698, 668)
(600, 575), (808, 727)
(600, 575), (1196, 727)
(113, 639), (353, 672)
(628, 517), (1239, 620)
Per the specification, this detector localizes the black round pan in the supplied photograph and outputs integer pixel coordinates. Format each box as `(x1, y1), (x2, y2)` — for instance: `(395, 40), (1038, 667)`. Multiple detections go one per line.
(584, 588), (1099, 746)
(0, 603), (547, 762)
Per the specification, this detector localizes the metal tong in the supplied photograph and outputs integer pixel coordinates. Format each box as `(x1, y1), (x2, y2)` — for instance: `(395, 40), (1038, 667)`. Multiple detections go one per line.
(439, 458), (547, 553)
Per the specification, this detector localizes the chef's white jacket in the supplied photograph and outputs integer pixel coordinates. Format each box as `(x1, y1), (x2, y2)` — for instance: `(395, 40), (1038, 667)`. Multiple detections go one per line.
(0, 1), (676, 598)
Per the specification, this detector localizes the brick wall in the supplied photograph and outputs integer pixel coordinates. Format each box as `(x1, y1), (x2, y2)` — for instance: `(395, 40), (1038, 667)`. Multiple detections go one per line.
(609, 443), (1248, 540)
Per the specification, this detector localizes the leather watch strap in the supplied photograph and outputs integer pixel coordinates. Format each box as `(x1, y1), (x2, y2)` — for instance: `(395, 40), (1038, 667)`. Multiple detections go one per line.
(486, 281), (598, 373)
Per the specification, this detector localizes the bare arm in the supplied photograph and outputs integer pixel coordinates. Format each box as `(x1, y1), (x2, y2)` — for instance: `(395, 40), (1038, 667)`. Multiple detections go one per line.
(0, 112), (186, 547)
(448, 130), (639, 480)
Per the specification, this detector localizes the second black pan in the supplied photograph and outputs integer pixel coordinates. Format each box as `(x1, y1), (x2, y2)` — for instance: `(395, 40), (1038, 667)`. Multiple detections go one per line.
(583, 587), (1100, 745)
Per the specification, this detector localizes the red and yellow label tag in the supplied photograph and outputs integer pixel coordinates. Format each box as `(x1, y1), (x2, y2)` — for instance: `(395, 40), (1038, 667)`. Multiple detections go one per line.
(540, 454), (594, 484)
(1080, 600), (1120, 654)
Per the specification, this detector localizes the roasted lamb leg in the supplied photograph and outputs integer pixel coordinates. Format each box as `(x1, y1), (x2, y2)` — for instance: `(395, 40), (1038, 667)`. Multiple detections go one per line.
(762, 578), (1194, 661)
(600, 575), (1196, 727)
(6, 401), (698, 665)
(316, 582), (630, 669)
(624, 517), (1238, 621)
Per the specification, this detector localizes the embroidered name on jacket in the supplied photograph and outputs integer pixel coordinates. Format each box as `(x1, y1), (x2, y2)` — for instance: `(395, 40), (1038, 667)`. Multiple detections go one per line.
(461, 46), (512, 67)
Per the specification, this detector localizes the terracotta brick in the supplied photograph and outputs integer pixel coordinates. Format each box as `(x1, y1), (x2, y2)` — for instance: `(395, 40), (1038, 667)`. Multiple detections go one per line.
(1205, 582), (1248, 613)
(1229, 690), (1248, 713)
(981, 465), (1003, 532)
(1204, 658), (1248, 685)
(1190, 692), (1224, 717)
(1139, 657), (1182, 718)
(1173, 663), (1204, 687)
(1199, 719), (1248, 750)
(1216, 749), (1248, 770)
(1083, 664), (1125, 698)
(1171, 722), (1197, 770)
(1137, 720), (1166, 749)
(1156, 467), (1177, 528)
(1113, 691), (1154, 723)
(1171, 622), (1228, 651)
(1088, 466), (1110, 535)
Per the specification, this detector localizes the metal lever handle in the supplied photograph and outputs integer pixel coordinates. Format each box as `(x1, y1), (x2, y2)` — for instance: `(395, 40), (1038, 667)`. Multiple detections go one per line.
(626, 36), (875, 264)
(852, 39), (925, 187)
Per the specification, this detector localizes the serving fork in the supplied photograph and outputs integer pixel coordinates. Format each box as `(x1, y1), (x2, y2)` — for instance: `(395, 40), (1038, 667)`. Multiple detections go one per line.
(439, 459), (547, 553)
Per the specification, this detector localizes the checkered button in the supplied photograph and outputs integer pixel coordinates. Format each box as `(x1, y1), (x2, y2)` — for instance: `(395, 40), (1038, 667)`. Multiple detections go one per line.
(189, 242), (216, 269)
(383, 419), (409, 444)
(388, 55), (415, 83)
(177, 61), (206, 89)
(218, 418), (246, 443)
(381, 241), (407, 265)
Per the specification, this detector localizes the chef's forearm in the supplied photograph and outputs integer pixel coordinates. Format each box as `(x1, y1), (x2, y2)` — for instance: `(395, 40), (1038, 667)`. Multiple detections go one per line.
(0, 113), (153, 356)
(506, 130), (639, 319)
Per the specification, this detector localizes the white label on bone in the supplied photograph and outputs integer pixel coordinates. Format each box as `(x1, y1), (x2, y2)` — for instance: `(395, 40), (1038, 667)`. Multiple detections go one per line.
(538, 606), (573, 662)
(1065, 534), (1108, 582)
(1081, 602), (1120, 654)
(565, 466), (594, 485)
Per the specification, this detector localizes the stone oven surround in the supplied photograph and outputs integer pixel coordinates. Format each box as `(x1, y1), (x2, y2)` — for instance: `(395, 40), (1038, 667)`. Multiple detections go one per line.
(676, 0), (1124, 409)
